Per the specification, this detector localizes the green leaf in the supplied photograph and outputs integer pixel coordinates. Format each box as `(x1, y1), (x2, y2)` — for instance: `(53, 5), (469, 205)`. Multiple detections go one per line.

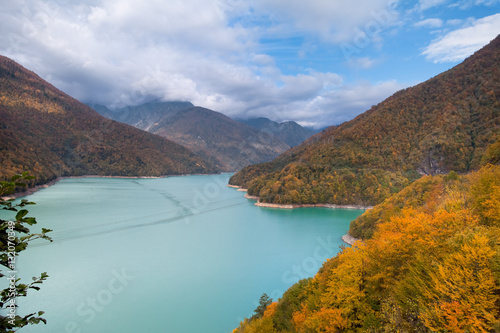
(11, 175), (22, 182)
(20, 172), (34, 180)
(15, 209), (29, 221)
(24, 217), (37, 225)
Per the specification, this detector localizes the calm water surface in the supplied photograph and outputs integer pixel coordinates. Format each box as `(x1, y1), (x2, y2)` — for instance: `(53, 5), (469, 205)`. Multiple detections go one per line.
(6, 174), (364, 333)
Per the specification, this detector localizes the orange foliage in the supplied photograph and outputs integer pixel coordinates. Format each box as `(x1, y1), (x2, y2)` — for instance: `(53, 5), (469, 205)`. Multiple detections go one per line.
(299, 308), (347, 333)
(263, 302), (278, 318)
(291, 305), (307, 330)
(468, 164), (500, 227)
(231, 36), (500, 333)
(230, 36), (500, 207)
(419, 234), (499, 332)
(0, 55), (218, 185)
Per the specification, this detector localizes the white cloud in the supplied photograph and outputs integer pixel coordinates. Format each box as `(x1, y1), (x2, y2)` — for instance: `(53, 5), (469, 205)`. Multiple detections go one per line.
(0, 0), (408, 128)
(416, 0), (500, 11)
(250, 0), (399, 43)
(418, 0), (448, 11)
(447, 19), (464, 25)
(455, 0), (500, 9)
(242, 80), (406, 127)
(414, 18), (444, 28)
(422, 13), (500, 62)
(347, 57), (381, 69)
(0, 0), (256, 104)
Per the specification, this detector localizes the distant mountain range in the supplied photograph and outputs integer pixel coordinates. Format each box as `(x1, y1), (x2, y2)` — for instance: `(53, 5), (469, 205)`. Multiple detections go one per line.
(238, 117), (317, 147)
(91, 101), (194, 132)
(229, 35), (500, 206)
(0, 56), (218, 186)
(92, 102), (316, 171)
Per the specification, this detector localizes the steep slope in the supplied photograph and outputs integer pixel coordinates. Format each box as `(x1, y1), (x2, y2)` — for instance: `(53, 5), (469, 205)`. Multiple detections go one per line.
(233, 164), (500, 333)
(230, 35), (500, 206)
(91, 101), (195, 131)
(95, 102), (291, 171)
(0, 56), (218, 186)
(238, 117), (317, 147)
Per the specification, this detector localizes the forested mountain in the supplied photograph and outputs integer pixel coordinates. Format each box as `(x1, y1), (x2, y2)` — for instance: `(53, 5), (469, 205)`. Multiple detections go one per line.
(233, 164), (500, 332)
(229, 35), (500, 206)
(238, 117), (317, 147)
(94, 102), (291, 171)
(0, 56), (218, 187)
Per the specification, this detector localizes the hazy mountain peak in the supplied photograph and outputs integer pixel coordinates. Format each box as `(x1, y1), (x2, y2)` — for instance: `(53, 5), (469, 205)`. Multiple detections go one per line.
(238, 117), (317, 147)
(94, 103), (291, 171)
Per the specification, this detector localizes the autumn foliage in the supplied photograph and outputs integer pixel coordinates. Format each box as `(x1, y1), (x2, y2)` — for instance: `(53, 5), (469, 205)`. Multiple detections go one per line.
(0, 55), (218, 188)
(232, 164), (500, 332)
(230, 35), (500, 206)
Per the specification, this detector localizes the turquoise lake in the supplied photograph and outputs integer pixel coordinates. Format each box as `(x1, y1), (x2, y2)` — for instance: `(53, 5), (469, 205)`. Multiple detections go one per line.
(5, 174), (364, 333)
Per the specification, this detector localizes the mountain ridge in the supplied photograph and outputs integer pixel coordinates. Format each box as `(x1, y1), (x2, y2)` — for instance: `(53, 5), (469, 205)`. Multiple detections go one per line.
(93, 102), (292, 171)
(237, 117), (317, 147)
(229, 34), (500, 206)
(91, 101), (195, 131)
(0, 55), (218, 187)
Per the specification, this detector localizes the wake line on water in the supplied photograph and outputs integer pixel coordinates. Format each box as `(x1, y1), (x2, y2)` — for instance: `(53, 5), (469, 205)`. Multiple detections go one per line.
(29, 195), (246, 247)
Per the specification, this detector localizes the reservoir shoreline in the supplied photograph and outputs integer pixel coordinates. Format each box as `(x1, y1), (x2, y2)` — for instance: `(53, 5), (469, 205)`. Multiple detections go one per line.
(341, 234), (362, 246)
(3, 173), (224, 200)
(229, 185), (373, 210)
(10, 174), (360, 333)
(228, 185), (369, 246)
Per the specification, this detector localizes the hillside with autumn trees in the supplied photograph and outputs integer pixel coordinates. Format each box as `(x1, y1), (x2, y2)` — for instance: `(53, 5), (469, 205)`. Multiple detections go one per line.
(229, 35), (500, 207)
(0, 55), (219, 188)
(232, 163), (500, 332)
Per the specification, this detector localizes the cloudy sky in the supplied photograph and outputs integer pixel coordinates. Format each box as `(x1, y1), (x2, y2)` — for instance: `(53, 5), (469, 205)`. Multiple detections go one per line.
(1, 0), (499, 128)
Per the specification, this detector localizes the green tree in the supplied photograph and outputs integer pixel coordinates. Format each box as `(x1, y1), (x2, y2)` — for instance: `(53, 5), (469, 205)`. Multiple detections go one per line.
(252, 293), (273, 319)
(0, 173), (52, 331)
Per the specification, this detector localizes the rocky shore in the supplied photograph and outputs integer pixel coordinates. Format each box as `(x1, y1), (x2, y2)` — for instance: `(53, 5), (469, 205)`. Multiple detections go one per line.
(255, 202), (372, 210)
(228, 186), (372, 210)
(341, 234), (362, 246)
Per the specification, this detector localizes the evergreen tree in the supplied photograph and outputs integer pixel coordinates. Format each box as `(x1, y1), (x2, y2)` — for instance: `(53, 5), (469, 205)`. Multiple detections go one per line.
(252, 293), (273, 319)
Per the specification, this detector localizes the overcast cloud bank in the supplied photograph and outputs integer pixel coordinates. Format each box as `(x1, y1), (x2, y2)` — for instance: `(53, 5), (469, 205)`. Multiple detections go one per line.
(1, 0), (498, 127)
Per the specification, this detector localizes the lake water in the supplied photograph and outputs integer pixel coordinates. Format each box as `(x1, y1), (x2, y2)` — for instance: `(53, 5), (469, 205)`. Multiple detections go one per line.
(4, 174), (364, 333)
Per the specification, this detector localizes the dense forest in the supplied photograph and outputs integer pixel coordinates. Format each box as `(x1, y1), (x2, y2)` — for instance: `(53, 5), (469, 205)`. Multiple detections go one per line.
(0, 56), (218, 188)
(229, 35), (500, 206)
(232, 163), (500, 332)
